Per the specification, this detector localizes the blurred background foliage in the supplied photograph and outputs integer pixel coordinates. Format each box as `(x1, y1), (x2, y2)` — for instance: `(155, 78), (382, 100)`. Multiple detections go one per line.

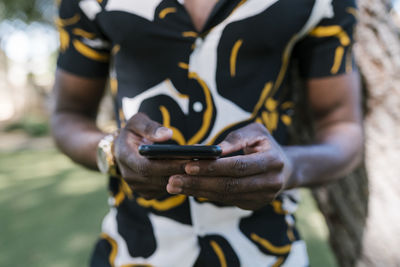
(0, 0), (58, 135)
(0, 0), (55, 23)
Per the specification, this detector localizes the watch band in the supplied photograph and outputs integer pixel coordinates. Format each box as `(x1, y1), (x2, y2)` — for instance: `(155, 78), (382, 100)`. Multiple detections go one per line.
(96, 130), (120, 176)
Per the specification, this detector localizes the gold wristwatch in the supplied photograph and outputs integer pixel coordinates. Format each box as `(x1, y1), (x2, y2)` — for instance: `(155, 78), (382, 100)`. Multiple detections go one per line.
(96, 131), (120, 176)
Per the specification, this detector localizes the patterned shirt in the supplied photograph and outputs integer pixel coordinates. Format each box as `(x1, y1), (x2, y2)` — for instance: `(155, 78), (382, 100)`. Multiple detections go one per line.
(57, 0), (356, 266)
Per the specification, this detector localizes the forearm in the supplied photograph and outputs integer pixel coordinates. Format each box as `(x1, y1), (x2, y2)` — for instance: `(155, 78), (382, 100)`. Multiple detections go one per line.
(51, 112), (105, 170)
(284, 122), (363, 189)
(51, 69), (108, 170)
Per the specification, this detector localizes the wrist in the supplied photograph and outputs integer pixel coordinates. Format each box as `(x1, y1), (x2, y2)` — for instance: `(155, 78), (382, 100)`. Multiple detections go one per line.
(282, 146), (303, 190)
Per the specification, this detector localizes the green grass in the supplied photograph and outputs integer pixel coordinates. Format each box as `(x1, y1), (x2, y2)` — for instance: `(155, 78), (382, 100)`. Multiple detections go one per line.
(0, 144), (337, 266)
(296, 189), (338, 267)
(4, 115), (50, 137)
(0, 148), (109, 267)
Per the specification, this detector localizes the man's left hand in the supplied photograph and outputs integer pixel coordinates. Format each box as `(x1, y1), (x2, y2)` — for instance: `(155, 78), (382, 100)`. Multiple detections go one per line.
(166, 123), (293, 210)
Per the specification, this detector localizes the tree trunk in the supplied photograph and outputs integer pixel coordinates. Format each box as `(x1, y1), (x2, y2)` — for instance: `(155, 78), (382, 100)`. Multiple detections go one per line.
(290, 0), (400, 266)
(354, 0), (400, 266)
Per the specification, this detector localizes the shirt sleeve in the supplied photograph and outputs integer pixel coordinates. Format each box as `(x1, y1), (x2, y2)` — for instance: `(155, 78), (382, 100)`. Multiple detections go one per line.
(293, 0), (357, 78)
(56, 0), (111, 78)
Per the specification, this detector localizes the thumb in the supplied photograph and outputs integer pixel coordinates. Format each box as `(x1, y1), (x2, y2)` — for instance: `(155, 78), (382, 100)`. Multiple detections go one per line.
(218, 123), (270, 155)
(126, 113), (172, 142)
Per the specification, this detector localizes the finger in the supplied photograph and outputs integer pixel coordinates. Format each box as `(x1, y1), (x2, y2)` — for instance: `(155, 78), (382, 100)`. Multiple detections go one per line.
(218, 123), (270, 155)
(116, 130), (187, 177)
(121, 153), (188, 177)
(167, 172), (283, 195)
(126, 112), (172, 142)
(130, 186), (167, 197)
(125, 178), (169, 188)
(185, 152), (283, 177)
(123, 170), (173, 187)
(176, 188), (236, 205)
(173, 187), (276, 209)
(129, 182), (167, 191)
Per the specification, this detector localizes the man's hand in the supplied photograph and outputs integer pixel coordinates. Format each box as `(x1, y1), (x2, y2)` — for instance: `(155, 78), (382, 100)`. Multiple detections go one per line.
(166, 123), (292, 210)
(114, 113), (187, 199)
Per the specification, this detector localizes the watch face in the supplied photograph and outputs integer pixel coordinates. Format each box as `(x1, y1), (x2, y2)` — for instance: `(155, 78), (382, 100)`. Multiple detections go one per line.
(97, 133), (117, 175)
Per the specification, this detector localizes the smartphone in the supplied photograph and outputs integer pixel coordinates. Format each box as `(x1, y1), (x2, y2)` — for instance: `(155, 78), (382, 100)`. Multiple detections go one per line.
(138, 144), (222, 160)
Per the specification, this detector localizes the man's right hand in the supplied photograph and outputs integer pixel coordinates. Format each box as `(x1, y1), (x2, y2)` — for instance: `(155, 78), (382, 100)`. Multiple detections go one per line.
(114, 113), (187, 199)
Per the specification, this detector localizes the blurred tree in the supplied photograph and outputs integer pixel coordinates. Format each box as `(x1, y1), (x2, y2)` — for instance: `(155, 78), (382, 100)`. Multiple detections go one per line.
(353, 0), (400, 266)
(291, 0), (400, 266)
(0, 0), (57, 123)
(0, 0), (54, 23)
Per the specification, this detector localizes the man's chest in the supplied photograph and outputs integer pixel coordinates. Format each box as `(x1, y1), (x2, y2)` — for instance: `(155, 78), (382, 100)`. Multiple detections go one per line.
(183, 0), (218, 32)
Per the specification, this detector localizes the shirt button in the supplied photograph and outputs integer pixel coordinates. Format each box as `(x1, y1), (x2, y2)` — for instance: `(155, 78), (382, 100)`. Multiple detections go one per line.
(193, 101), (203, 112)
(195, 38), (203, 47)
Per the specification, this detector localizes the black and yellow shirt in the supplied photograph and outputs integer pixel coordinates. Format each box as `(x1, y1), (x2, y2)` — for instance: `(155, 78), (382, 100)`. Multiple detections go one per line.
(57, 0), (356, 266)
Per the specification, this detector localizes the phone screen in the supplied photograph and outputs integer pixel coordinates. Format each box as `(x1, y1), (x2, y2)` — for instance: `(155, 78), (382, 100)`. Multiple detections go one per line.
(138, 144), (222, 160)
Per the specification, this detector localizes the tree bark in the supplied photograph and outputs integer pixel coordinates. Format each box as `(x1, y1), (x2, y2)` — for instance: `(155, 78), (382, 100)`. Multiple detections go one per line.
(291, 0), (400, 266)
(354, 0), (400, 266)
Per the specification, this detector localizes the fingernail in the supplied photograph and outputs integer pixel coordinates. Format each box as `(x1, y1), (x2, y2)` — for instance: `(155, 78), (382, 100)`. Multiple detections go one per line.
(218, 141), (228, 149)
(155, 127), (172, 138)
(166, 183), (182, 194)
(169, 176), (183, 187)
(186, 164), (200, 175)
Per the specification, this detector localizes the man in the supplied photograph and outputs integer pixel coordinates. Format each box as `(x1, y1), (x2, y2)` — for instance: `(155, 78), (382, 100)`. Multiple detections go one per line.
(52, 0), (362, 266)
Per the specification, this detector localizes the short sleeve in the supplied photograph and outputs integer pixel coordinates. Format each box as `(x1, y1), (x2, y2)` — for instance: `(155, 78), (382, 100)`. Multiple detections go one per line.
(293, 0), (357, 78)
(56, 0), (111, 77)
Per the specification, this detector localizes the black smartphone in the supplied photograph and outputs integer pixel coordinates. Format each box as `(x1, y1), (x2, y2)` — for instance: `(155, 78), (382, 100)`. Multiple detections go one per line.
(138, 144), (222, 160)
